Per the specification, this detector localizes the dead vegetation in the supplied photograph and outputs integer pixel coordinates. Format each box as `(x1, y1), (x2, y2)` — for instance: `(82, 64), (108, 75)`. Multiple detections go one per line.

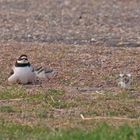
(0, 0), (140, 130)
(0, 43), (140, 129)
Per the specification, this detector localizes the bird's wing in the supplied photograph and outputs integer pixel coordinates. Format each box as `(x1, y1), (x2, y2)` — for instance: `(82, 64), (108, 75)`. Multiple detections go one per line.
(34, 66), (43, 72)
(34, 66), (57, 79)
(45, 69), (53, 74)
(30, 65), (35, 72)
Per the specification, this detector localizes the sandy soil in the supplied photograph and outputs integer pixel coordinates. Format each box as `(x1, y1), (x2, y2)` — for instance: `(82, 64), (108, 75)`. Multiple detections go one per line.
(0, 0), (140, 46)
(0, 0), (140, 129)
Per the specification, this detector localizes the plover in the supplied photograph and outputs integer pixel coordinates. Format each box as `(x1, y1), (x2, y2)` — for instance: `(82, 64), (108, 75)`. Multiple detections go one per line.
(118, 73), (132, 89)
(34, 66), (57, 80)
(8, 54), (36, 84)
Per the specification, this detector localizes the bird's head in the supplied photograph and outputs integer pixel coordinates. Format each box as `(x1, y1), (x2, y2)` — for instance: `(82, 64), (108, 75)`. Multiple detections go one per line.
(15, 54), (30, 67)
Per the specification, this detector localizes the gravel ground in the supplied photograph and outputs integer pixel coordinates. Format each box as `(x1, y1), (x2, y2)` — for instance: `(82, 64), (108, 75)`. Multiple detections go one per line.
(0, 0), (140, 91)
(0, 0), (140, 46)
(0, 0), (140, 129)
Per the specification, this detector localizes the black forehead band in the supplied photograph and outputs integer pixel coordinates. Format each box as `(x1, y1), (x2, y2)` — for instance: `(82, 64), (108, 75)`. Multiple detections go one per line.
(20, 54), (28, 57)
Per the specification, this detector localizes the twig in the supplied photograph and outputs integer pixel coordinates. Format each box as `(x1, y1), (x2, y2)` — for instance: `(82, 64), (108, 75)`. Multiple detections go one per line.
(0, 98), (23, 102)
(50, 95), (55, 103)
(80, 114), (139, 121)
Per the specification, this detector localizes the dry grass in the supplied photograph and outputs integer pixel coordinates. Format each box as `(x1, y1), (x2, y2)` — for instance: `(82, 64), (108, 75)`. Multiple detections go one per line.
(0, 43), (140, 130)
(0, 1), (140, 139)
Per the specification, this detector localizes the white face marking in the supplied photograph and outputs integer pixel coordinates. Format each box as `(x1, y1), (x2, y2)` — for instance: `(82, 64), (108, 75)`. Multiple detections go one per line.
(21, 56), (27, 59)
(17, 59), (29, 64)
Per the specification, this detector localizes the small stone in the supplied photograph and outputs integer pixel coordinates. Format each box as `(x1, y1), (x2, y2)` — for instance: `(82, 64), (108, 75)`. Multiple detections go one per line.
(27, 34), (32, 38)
(91, 38), (96, 42)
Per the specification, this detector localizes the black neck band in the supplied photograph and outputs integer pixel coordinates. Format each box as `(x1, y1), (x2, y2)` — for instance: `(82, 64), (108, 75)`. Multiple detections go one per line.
(15, 62), (31, 67)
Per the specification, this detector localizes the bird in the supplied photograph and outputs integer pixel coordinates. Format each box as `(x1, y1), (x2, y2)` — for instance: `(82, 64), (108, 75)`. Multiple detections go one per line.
(118, 73), (132, 89)
(34, 66), (57, 80)
(8, 54), (36, 84)
(8, 54), (57, 84)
